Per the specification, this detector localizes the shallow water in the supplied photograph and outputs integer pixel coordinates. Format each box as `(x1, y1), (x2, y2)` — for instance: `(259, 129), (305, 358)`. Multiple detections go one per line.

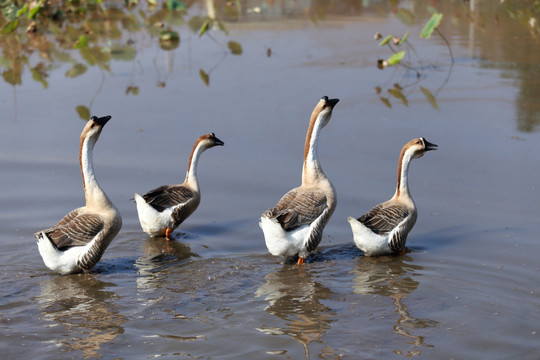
(1, 1), (540, 359)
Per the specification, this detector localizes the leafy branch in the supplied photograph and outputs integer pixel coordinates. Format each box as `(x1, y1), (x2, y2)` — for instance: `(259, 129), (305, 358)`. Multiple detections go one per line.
(374, 11), (454, 110)
(377, 12), (453, 71)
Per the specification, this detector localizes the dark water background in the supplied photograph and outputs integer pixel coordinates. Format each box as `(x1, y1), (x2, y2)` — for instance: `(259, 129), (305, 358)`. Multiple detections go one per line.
(1, 1), (539, 359)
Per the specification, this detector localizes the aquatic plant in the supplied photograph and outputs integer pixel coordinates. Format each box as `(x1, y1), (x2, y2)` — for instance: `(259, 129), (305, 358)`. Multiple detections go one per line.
(0, 0), (244, 118)
(377, 11), (453, 71)
(374, 9), (454, 110)
(191, 1), (243, 86)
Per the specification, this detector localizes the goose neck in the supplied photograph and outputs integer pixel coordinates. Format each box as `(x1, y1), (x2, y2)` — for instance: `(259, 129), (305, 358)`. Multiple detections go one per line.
(184, 142), (205, 190)
(394, 148), (413, 199)
(80, 135), (110, 208)
(302, 116), (325, 184)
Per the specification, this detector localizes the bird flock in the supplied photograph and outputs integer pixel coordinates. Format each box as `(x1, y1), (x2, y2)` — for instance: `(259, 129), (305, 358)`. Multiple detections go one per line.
(35, 96), (437, 275)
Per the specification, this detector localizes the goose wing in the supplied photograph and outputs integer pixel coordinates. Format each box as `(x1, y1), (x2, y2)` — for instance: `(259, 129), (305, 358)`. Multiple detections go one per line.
(264, 188), (328, 231)
(358, 202), (410, 235)
(38, 209), (104, 250)
(142, 185), (195, 212)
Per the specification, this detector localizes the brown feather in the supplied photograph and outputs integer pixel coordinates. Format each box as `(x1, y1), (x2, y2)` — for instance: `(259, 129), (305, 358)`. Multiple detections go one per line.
(264, 188), (327, 231)
(142, 185), (195, 212)
(39, 211), (104, 250)
(358, 202), (409, 235)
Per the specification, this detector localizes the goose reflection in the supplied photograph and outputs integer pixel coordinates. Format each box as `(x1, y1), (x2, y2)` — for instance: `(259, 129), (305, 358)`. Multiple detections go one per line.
(255, 266), (336, 360)
(135, 236), (197, 292)
(38, 274), (125, 359)
(351, 256), (437, 354)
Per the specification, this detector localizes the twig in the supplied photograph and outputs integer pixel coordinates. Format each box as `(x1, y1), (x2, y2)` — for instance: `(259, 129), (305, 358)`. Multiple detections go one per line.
(435, 28), (454, 63)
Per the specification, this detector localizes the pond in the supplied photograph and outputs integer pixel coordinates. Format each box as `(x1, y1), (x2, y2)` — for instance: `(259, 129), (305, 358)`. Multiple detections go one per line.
(1, 0), (539, 359)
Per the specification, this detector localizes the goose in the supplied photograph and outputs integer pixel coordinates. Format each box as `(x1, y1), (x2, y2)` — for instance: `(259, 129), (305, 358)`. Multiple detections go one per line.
(348, 137), (437, 256)
(259, 96), (339, 265)
(35, 115), (122, 275)
(134, 133), (224, 239)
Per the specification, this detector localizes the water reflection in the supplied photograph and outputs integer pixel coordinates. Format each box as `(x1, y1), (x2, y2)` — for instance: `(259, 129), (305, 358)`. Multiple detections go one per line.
(351, 256), (437, 356)
(255, 266), (336, 359)
(0, 0), (243, 119)
(2, 1), (539, 130)
(437, 0), (540, 132)
(37, 274), (126, 359)
(374, 1), (540, 131)
(135, 236), (197, 292)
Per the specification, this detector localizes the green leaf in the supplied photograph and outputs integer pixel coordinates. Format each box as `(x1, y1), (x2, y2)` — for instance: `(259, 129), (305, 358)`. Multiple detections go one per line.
(0, 19), (19, 35)
(388, 88), (408, 107)
(199, 69), (209, 86)
(420, 86), (439, 110)
(188, 16), (206, 33)
(227, 41), (242, 55)
(16, 3), (28, 17)
(379, 96), (392, 108)
(395, 8), (415, 26)
(76, 105), (90, 120)
(216, 21), (228, 35)
(167, 0), (186, 11)
(110, 45), (137, 61)
(74, 35), (88, 49)
(66, 63), (88, 78)
(77, 46), (110, 71)
(420, 12), (443, 39)
(28, 0), (43, 19)
(125, 86), (139, 95)
(2, 69), (22, 85)
(159, 30), (180, 50)
(30, 65), (48, 88)
(121, 13), (141, 32)
(379, 34), (392, 46)
(2, 2), (19, 21)
(387, 51), (405, 66)
(0, 56), (12, 68)
(159, 30), (179, 41)
(398, 31), (409, 45)
(198, 20), (210, 37)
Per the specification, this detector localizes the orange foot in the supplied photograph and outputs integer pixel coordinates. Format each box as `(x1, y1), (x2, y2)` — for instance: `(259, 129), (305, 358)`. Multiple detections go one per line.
(165, 228), (171, 241)
(297, 257), (305, 265)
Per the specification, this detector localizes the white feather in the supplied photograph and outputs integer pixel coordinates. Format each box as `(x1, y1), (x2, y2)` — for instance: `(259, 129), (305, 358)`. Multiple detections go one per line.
(259, 217), (311, 258)
(134, 193), (179, 237)
(347, 217), (391, 256)
(37, 232), (91, 275)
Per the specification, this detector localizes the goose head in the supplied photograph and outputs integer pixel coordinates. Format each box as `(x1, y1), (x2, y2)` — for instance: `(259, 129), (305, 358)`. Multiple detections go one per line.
(197, 133), (225, 150)
(312, 96), (340, 129)
(406, 137), (438, 159)
(81, 115), (111, 141)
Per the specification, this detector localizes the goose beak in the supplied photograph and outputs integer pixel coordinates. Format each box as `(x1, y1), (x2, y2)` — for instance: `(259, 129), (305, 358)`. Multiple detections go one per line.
(325, 97), (340, 108)
(91, 115), (112, 127)
(214, 137), (224, 146)
(423, 139), (438, 151)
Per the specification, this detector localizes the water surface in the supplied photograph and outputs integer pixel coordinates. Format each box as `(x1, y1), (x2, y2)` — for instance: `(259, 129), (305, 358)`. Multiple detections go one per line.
(1, 1), (539, 359)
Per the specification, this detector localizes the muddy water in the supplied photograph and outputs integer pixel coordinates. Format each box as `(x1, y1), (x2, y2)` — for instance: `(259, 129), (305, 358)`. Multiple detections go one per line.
(1, 1), (539, 359)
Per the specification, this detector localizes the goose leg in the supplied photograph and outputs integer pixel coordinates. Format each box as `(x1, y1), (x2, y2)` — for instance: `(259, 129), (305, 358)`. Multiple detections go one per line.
(297, 257), (304, 265)
(165, 228), (171, 241)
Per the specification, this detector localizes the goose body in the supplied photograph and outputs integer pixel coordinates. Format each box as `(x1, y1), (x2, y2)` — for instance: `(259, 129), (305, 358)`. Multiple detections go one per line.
(35, 116), (122, 275)
(135, 133), (224, 239)
(260, 96), (339, 265)
(348, 138), (437, 256)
